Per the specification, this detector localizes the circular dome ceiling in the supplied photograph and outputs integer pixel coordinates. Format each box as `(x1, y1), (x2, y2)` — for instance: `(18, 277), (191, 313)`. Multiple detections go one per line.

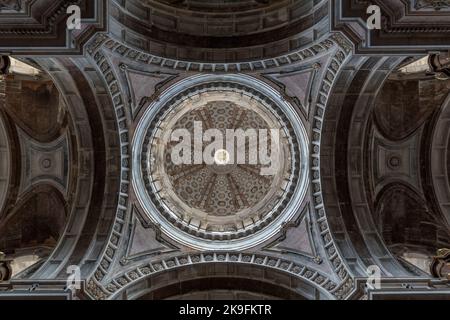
(133, 75), (309, 250)
(162, 100), (287, 218)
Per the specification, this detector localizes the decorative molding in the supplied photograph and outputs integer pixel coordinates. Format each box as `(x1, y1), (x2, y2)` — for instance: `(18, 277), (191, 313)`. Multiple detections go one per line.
(429, 53), (450, 79)
(0, 109), (11, 215)
(120, 207), (178, 266)
(264, 208), (320, 262)
(331, 0), (450, 54)
(102, 252), (338, 300)
(309, 32), (356, 299)
(119, 63), (178, 118)
(135, 76), (305, 249)
(415, 0), (450, 10)
(90, 34), (338, 73)
(0, 0), (107, 55)
(0, 252), (12, 283)
(430, 248), (450, 279)
(262, 64), (320, 118)
(84, 34), (132, 290)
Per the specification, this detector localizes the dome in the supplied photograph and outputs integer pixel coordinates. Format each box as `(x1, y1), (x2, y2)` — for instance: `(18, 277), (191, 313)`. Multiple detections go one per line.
(133, 74), (309, 250)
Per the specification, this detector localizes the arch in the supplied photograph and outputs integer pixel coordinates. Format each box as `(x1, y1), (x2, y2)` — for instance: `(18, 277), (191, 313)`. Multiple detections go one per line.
(106, 257), (335, 300)
(24, 57), (122, 280)
(0, 109), (11, 216)
(1, 78), (66, 143)
(374, 182), (450, 255)
(0, 184), (67, 252)
(429, 92), (450, 227)
(135, 276), (305, 300)
(319, 55), (415, 277)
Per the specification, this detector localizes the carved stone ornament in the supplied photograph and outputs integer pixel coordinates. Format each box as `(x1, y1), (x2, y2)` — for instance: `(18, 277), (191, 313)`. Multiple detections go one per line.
(430, 249), (450, 280)
(0, 56), (10, 75)
(0, 252), (12, 282)
(428, 53), (450, 80)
